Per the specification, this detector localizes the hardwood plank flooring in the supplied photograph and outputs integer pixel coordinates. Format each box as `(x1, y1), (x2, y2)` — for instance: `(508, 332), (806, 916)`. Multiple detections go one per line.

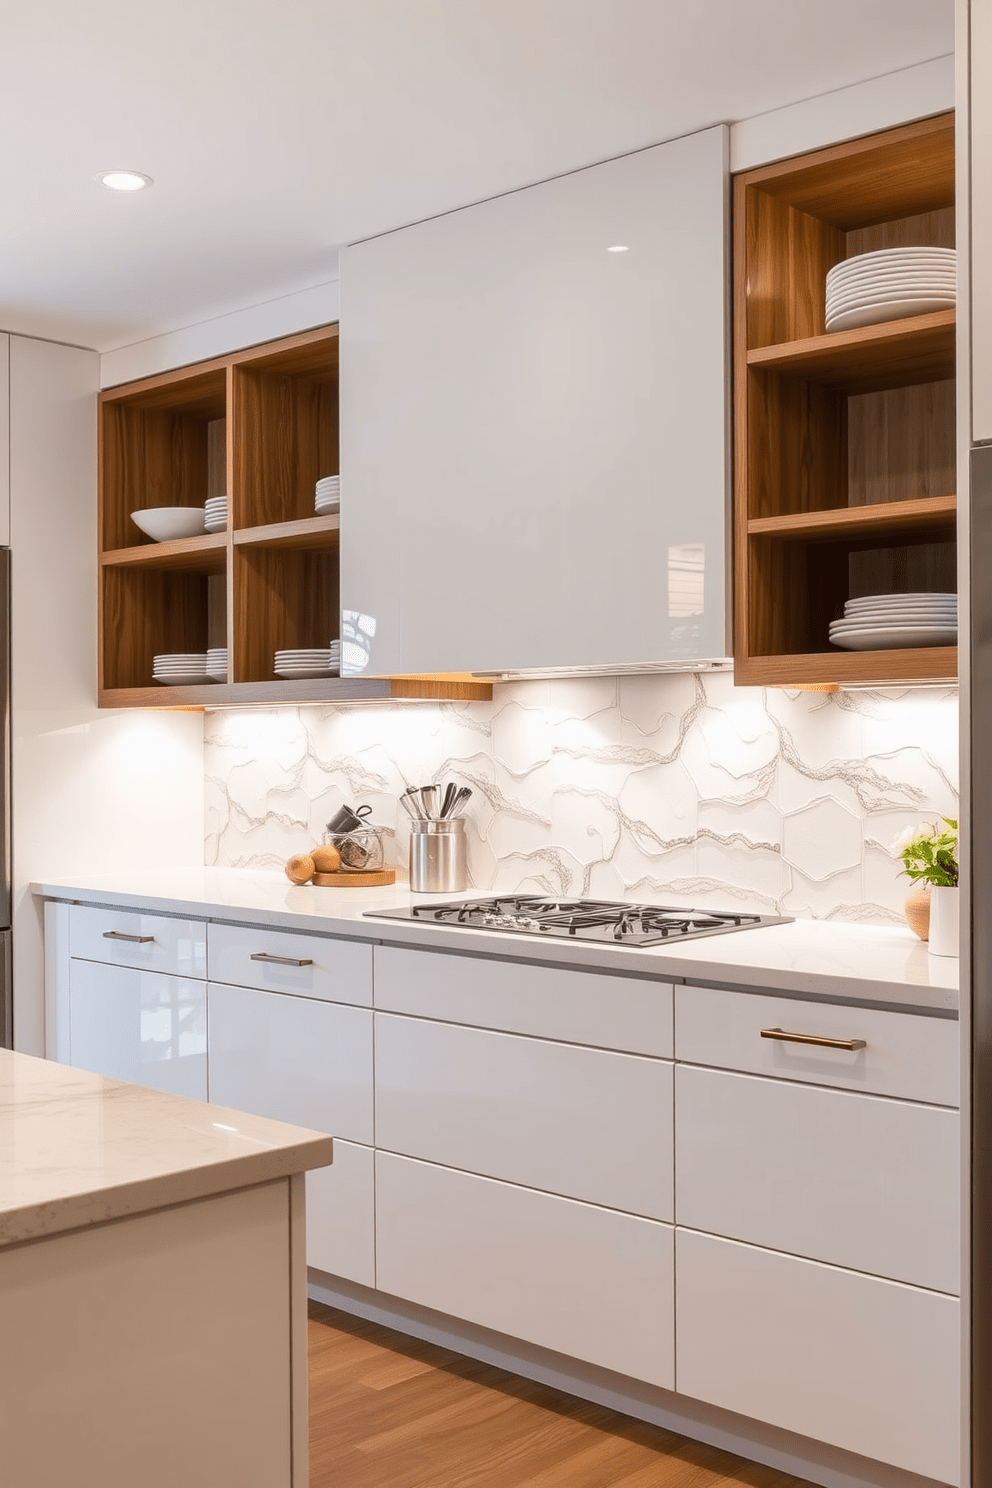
(308, 1303), (807, 1488)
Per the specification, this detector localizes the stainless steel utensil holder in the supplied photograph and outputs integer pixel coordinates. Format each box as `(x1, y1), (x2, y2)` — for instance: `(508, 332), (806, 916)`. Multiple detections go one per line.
(409, 818), (467, 893)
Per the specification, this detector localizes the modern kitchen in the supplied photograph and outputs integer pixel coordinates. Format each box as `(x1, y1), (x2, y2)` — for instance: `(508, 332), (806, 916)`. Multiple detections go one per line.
(0, 4), (984, 1487)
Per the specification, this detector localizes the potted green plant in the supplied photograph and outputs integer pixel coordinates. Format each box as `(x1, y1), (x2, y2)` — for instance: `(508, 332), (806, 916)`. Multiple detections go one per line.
(890, 818), (959, 958)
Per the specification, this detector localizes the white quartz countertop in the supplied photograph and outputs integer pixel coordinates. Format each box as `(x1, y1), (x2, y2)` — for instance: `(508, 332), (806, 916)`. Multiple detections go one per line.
(32, 867), (959, 1015)
(0, 1047), (335, 1248)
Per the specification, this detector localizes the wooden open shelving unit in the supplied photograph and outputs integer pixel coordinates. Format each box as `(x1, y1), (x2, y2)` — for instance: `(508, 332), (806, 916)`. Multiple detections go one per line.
(98, 325), (491, 708)
(733, 112), (957, 687)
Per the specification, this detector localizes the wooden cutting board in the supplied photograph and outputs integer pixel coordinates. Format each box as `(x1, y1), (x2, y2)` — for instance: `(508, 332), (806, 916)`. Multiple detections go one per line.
(312, 869), (397, 888)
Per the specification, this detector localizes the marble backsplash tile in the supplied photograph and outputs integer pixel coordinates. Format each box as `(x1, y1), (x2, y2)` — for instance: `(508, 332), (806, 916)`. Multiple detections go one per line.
(204, 673), (959, 924)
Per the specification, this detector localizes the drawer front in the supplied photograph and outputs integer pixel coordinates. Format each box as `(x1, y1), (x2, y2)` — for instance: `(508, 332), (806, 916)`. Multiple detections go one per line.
(207, 923), (372, 1006)
(676, 1229), (960, 1485)
(376, 1152), (674, 1388)
(676, 983), (958, 1106)
(208, 982), (373, 1144)
(676, 1066), (959, 1292)
(69, 960), (207, 1100)
(70, 904), (206, 980)
(307, 1140), (375, 1288)
(375, 1013), (672, 1218)
(374, 944), (673, 1055)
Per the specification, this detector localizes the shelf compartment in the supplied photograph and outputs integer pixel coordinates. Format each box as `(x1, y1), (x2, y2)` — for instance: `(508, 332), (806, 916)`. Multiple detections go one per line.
(232, 514), (340, 552)
(232, 328), (339, 530)
(101, 532), (228, 574)
(233, 544), (339, 683)
(748, 495), (956, 543)
(102, 565), (228, 692)
(745, 312), (955, 393)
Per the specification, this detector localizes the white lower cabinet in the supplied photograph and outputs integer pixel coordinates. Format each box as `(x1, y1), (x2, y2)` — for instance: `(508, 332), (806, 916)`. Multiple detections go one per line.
(676, 1228), (960, 1485)
(374, 1012), (673, 1218)
(207, 981), (374, 1285)
(68, 959), (207, 1100)
(375, 1151), (674, 1389)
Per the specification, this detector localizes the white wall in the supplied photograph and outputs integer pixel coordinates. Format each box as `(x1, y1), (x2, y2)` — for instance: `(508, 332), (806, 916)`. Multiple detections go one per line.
(10, 336), (204, 1054)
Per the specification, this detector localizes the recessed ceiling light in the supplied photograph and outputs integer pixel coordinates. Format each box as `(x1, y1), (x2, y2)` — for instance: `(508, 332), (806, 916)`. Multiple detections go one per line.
(96, 169), (153, 193)
(607, 245), (630, 253)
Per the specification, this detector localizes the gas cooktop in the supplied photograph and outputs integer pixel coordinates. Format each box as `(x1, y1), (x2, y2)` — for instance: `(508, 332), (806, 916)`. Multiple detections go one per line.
(368, 895), (791, 947)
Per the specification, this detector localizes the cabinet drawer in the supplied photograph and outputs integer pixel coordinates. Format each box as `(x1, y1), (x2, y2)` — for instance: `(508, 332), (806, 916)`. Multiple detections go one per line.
(207, 923), (372, 1006)
(374, 945), (672, 1055)
(676, 1229), (959, 1485)
(376, 1152), (673, 1388)
(307, 1141), (375, 1288)
(70, 904), (206, 980)
(676, 984), (957, 1106)
(208, 982), (373, 1144)
(69, 960), (207, 1100)
(375, 1013), (672, 1218)
(676, 1066), (959, 1292)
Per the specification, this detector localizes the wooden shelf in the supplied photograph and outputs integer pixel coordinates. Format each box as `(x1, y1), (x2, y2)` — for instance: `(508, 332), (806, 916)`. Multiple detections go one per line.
(102, 532), (228, 573)
(735, 647), (957, 690)
(747, 495), (957, 542)
(746, 311), (955, 393)
(233, 514), (340, 551)
(99, 676), (493, 709)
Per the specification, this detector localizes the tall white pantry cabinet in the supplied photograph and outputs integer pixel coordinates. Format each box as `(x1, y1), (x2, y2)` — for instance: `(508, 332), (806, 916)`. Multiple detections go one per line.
(339, 124), (729, 678)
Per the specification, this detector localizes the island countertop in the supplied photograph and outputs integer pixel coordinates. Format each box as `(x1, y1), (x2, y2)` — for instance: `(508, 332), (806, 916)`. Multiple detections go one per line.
(0, 1047), (335, 1248)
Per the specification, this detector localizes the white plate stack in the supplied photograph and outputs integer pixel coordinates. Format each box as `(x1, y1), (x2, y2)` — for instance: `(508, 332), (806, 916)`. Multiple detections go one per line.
(274, 642), (341, 679)
(829, 593), (957, 651)
(824, 247), (955, 333)
(153, 652), (212, 686)
(206, 647), (228, 681)
(315, 476), (340, 515)
(204, 496), (228, 532)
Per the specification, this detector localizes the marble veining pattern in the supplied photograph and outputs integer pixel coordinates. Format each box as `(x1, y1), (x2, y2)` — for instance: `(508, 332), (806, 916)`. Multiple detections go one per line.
(204, 673), (959, 925)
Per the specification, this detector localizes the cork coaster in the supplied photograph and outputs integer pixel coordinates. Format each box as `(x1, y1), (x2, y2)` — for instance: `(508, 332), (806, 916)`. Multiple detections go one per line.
(312, 869), (397, 888)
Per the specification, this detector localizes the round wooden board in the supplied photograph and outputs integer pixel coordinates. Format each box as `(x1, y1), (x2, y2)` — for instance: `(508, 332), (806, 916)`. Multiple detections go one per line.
(312, 869), (397, 888)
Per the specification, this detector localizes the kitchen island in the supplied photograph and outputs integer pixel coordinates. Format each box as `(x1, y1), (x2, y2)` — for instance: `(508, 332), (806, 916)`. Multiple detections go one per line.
(0, 1046), (333, 1488)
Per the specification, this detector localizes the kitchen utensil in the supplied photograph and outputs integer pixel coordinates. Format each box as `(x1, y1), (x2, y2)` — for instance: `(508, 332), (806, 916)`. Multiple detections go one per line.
(326, 802), (373, 835)
(398, 789), (425, 822)
(446, 785), (473, 816)
(439, 781), (459, 819)
(419, 784), (442, 820)
(409, 818), (467, 893)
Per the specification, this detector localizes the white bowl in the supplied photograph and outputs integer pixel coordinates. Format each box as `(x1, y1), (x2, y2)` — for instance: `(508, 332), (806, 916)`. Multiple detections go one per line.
(131, 507), (206, 542)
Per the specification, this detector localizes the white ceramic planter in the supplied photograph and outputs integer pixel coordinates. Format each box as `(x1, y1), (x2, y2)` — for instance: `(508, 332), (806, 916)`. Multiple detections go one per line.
(928, 885), (959, 958)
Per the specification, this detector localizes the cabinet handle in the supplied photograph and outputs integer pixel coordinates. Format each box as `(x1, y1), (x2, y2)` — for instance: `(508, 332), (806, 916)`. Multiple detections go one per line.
(249, 952), (314, 968)
(761, 1026), (866, 1052)
(102, 930), (155, 945)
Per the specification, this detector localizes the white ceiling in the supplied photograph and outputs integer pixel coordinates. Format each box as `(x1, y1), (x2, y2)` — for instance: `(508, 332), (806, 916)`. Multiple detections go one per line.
(0, 0), (953, 352)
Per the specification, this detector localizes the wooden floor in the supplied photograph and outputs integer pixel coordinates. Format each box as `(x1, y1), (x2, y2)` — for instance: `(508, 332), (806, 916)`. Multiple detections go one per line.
(308, 1303), (807, 1487)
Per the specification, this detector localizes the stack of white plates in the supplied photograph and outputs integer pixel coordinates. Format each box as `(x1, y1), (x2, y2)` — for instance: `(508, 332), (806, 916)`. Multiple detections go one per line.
(206, 647), (228, 682)
(829, 593), (957, 651)
(153, 652), (212, 686)
(315, 476), (340, 515)
(274, 643), (341, 679)
(825, 247), (955, 333)
(204, 496), (228, 533)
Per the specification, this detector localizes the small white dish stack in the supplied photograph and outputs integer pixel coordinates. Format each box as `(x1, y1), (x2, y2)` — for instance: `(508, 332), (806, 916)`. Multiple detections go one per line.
(824, 247), (955, 333)
(829, 593), (957, 650)
(315, 476), (340, 515)
(206, 647), (228, 681)
(274, 642), (341, 679)
(204, 496), (228, 532)
(153, 652), (212, 685)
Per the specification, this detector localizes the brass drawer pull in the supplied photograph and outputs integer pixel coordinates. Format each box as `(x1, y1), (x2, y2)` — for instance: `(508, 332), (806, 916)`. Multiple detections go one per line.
(249, 952), (314, 968)
(761, 1026), (866, 1052)
(103, 930), (155, 944)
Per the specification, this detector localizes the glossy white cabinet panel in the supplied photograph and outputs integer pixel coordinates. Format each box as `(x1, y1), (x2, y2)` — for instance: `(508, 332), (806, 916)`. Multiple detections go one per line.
(375, 1013), (672, 1218)
(376, 1152), (674, 1388)
(373, 945), (673, 1055)
(70, 904), (207, 979)
(340, 126), (728, 676)
(676, 983), (958, 1106)
(676, 1066), (959, 1292)
(207, 982), (373, 1145)
(676, 1229), (960, 1485)
(69, 960), (207, 1100)
(305, 1141), (375, 1288)
(207, 923), (372, 1006)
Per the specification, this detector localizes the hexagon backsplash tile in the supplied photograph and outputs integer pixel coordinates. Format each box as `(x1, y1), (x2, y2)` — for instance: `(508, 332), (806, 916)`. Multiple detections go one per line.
(204, 673), (958, 924)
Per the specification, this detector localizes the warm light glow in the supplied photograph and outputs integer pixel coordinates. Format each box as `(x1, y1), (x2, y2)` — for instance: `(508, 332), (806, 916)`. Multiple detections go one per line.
(607, 245), (630, 253)
(97, 169), (153, 192)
